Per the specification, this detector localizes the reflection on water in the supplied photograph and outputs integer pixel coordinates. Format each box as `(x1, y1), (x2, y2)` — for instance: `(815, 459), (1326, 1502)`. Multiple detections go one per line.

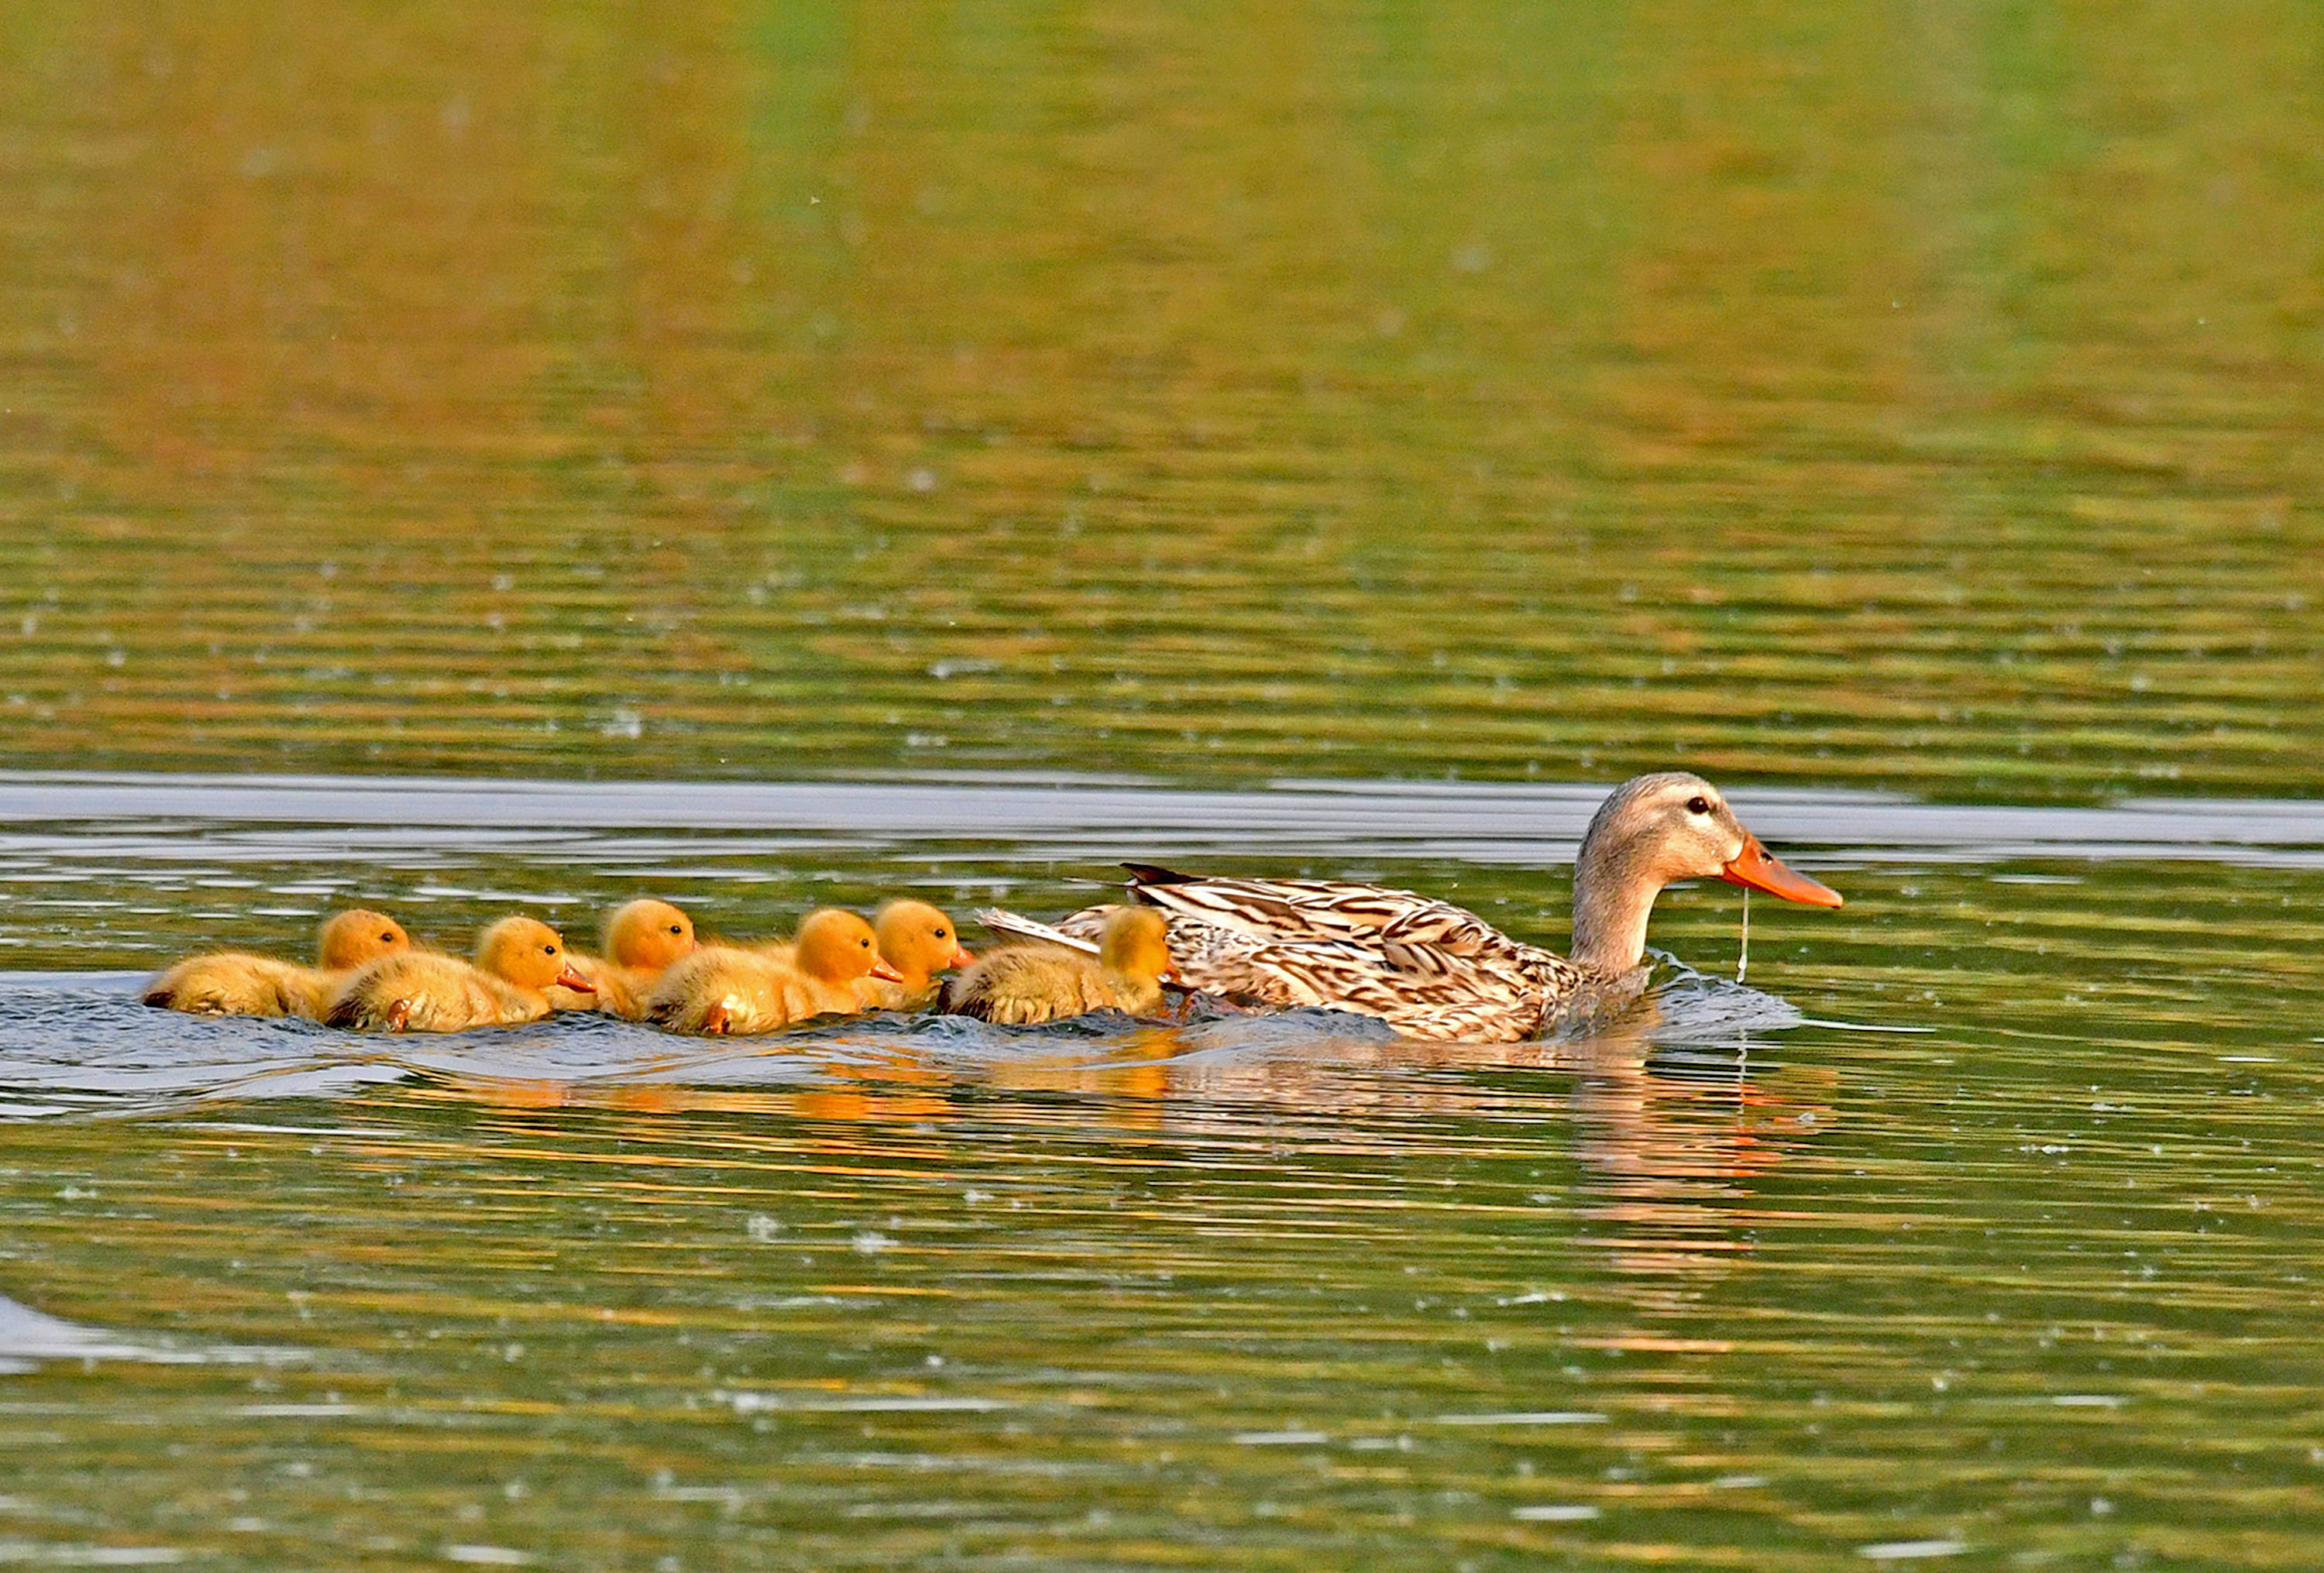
(3, 5), (2322, 798)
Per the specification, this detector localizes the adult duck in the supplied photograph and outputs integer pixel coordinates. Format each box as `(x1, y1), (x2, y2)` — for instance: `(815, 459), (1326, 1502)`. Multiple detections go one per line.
(144, 908), (412, 1018)
(1043, 771), (1841, 1042)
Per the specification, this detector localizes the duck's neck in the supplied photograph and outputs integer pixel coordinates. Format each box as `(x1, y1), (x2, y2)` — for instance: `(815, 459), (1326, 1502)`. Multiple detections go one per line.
(1569, 836), (1661, 975)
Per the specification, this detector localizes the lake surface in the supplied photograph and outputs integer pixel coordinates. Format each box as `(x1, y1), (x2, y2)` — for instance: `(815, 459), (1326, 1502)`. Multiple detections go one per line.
(4, 1), (2324, 1568)
(6, 776), (2324, 1570)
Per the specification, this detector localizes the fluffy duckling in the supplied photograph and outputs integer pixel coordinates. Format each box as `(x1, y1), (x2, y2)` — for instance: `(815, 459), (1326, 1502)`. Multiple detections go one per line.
(550, 898), (697, 1018)
(941, 906), (1176, 1025)
(323, 916), (594, 1032)
(644, 908), (899, 1036)
(317, 910), (413, 971)
(144, 908), (412, 1018)
(854, 899), (975, 1011)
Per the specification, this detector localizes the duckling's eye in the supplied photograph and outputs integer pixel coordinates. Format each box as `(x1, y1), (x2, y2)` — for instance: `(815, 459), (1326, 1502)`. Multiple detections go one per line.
(669, 925), (682, 935)
(1686, 796), (1711, 816)
(544, 943), (557, 955)
(934, 928), (948, 939)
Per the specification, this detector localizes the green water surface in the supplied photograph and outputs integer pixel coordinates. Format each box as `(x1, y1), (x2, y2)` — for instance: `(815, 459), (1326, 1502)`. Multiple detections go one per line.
(2, 2), (2323, 1568)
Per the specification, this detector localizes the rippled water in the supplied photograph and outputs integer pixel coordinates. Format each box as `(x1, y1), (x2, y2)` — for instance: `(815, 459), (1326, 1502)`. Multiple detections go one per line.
(5, 2), (2324, 798)
(5, 778), (2324, 1568)
(6, 0), (2324, 1566)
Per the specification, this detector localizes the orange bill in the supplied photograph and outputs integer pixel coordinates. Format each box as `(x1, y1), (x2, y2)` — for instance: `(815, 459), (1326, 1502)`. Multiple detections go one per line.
(869, 959), (906, 983)
(944, 944), (975, 970)
(555, 963), (598, 992)
(1720, 831), (1844, 908)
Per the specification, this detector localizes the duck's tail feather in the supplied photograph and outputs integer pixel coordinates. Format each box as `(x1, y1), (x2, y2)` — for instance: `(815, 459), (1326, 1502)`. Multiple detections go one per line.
(973, 908), (1101, 955)
(1120, 862), (1202, 887)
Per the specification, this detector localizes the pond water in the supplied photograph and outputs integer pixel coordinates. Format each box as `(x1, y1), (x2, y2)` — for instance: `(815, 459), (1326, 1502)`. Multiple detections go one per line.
(5, 0), (2324, 1568)
(5, 778), (2324, 1570)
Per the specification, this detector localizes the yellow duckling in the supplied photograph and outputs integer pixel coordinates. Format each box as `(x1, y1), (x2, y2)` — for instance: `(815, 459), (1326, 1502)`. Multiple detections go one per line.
(550, 898), (696, 1018)
(941, 906), (1176, 1025)
(644, 908), (899, 1036)
(143, 908), (412, 1018)
(322, 916), (595, 1032)
(854, 899), (975, 1011)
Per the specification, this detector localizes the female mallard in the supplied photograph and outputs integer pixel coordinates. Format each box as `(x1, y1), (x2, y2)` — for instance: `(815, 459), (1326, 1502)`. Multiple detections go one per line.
(943, 906), (1176, 1025)
(1042, 771), (1841, 1042)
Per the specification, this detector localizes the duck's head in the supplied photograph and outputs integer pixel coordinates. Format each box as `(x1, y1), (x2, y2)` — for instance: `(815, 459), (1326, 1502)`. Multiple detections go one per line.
(794, 908), (903, 985)
(873, 899), (974, 987)
(318, 908), (410, 970)
(604, 898), (696, 972)
(1572, 772), (1841, 971)
(1098, 905), (1178, 985)
(475, 916), (596, 994)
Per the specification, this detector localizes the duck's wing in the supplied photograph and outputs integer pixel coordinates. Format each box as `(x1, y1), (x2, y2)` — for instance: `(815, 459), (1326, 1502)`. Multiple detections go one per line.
(1119, 864), (1566, 979)
(1145, 928), (1561, 1041)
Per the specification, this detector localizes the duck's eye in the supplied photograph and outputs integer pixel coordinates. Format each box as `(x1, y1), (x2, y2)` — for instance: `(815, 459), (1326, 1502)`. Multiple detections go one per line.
(1686, 796), (1711, 816)
(934, 929), (948, 940)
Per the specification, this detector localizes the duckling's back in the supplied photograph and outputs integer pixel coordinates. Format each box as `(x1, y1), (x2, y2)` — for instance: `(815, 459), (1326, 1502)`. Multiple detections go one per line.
(642, 946), (799, 1036)
(145, 953), (328, 1018)
(549, 953), (646, 1018)
(943, 946), (1127, 1025)
(324, 953), (545, 1033)
(854, 974), (942, 1011)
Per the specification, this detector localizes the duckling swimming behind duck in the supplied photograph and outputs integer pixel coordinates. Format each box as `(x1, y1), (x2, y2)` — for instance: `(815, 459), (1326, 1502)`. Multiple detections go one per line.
(322, 915), (593, 1032)
(941, 906), (1176, 1025)
(144, 908), (411, 1018)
